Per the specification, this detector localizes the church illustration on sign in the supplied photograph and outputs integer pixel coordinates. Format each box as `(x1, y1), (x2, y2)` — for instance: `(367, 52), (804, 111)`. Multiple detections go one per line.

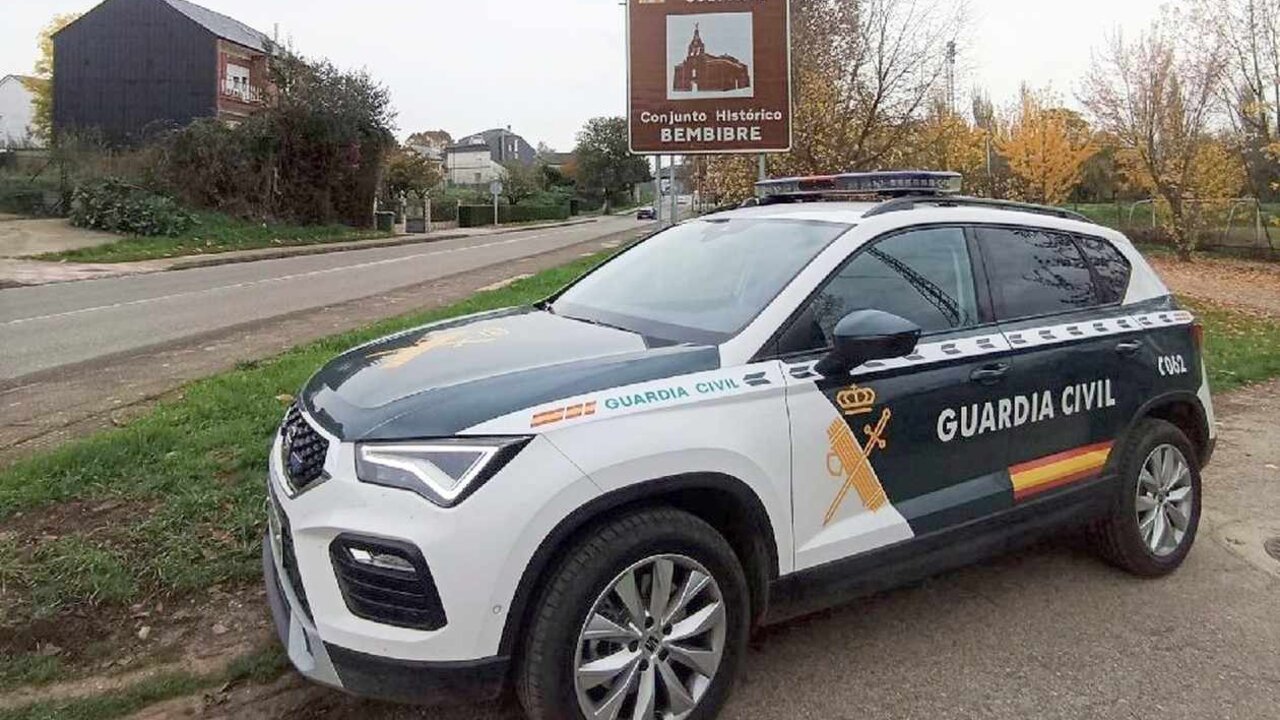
(672, 23), (752, 95)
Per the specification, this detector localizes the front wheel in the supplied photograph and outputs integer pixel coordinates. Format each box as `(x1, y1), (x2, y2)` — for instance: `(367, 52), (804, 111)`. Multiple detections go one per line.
(1090, 419), (1202, 576)
(517, 508), (750, 720)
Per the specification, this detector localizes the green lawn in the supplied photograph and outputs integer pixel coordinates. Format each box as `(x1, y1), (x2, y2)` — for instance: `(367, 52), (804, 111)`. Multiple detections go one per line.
(38, 211), (392, 263)
(1182, 296), (1280, 392)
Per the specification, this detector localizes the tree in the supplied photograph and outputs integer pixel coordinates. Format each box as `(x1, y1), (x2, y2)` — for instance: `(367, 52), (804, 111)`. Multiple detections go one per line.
(703, 0), (967, 202)
(385, 146), (443, 209)
(26, 12), (81, 143)
(997, 89), (1097, 204)
(1083, 9), (1228, 259)
(910, 98), (989, 191)
(573, 117), (651, 211)
(405, 130), (452, 149)
(500, 160), (544, 205)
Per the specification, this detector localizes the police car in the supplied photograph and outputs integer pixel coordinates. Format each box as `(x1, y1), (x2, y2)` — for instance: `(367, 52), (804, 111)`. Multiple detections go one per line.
(264, 171), (1214, 719)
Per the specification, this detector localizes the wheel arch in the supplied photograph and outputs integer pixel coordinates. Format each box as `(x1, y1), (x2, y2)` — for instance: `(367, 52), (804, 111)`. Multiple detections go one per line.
(497, 471), (779, 657)
(1126, 391), (1211, 467)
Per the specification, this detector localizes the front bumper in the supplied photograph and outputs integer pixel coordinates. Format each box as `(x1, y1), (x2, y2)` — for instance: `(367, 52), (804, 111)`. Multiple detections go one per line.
(264, 535), (509, 705)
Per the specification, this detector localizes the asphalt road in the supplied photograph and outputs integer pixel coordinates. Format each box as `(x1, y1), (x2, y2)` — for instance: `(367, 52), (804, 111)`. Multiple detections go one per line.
(0, 216), (642, 380)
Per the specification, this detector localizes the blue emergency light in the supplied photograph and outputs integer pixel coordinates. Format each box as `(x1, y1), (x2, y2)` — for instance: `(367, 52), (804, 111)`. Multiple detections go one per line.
(755, 171), (963, 200)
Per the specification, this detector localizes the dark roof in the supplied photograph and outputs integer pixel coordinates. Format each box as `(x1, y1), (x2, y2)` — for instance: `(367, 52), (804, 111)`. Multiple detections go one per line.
(540, 152), (575, 166)
(2, 74), (42, 85)
(161, 0), (270, 52)
(447, 143), (493, 153)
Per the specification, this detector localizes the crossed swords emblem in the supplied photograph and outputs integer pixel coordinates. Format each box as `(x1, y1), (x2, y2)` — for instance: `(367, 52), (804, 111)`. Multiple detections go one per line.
(824, 407), (892, 526)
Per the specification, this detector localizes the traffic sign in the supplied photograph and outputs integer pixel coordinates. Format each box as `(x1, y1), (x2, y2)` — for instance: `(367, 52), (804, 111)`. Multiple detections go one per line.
(628, 0), (792, 155)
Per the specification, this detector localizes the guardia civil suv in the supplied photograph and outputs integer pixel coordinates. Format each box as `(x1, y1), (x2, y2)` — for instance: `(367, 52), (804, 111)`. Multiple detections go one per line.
(264, 172), (1214, 719)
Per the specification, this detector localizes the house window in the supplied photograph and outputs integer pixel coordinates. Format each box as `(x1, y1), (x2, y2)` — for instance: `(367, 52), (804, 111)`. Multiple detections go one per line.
(475, 172), (482, 183)
(224, 63), (251, 100)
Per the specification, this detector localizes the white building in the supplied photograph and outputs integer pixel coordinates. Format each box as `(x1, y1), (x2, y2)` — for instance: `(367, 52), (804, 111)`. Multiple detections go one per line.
(0, 75), (42, 149)
(445, 142), (506, 187)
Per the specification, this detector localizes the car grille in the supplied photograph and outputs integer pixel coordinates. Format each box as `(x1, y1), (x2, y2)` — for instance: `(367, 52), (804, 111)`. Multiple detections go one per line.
(274, 494), (312, 622)
(280, 405), (328, 492)
(329, 537), (448, 631)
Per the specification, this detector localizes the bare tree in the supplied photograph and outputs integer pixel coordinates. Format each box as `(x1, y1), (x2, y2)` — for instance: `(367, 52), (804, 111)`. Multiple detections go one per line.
(1083, 10), (1228, 260)
(791, 0), (967, 171)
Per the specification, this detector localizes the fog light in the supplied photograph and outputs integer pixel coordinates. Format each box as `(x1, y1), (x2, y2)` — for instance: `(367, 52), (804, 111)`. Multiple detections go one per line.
(347, 547), (416, 573)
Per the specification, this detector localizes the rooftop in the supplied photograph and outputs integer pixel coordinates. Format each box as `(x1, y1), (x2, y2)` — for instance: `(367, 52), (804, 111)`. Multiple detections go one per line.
(162, 0), (270, 52)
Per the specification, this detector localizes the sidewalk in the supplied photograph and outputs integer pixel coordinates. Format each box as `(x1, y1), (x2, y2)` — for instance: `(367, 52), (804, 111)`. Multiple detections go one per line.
(0, 217), (600, 288)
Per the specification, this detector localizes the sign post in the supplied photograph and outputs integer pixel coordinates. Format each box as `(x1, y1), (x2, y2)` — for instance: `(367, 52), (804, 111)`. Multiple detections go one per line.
(490, 179), (503, 227)
(628, 0), (791, 157)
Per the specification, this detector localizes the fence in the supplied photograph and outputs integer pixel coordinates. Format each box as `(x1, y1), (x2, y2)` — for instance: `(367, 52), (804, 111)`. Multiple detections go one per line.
(1069, 199), (1278, 257)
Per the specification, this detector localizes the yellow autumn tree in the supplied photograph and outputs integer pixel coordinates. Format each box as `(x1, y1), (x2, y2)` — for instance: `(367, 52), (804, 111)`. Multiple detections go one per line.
(910, 100), (990, 189)
(1119, 138), (1246, 239)
(25, 13), (81, 143)
(997, 89), (1097, 204)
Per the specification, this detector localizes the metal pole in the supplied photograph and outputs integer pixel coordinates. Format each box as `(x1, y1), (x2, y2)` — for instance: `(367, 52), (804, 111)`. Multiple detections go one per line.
(426, 194), (432, 234)
(670, 156), (679, 225)
(758, 154), (767, 181)
(654, 155), (663, 225)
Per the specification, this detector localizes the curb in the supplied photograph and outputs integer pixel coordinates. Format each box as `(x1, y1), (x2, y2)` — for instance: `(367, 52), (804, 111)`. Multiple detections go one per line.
(162, 218), (600, 271)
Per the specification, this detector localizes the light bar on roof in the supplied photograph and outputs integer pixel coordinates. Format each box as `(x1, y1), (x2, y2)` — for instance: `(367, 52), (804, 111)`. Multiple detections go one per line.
(755, 171), (963, 199)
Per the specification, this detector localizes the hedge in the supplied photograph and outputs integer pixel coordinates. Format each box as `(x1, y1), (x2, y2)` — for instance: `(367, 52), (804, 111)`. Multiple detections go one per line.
(458, 203), (570, 228)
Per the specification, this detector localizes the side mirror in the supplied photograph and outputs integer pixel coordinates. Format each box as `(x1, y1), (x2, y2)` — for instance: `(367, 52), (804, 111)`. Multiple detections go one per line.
(814, 310), (922, 378)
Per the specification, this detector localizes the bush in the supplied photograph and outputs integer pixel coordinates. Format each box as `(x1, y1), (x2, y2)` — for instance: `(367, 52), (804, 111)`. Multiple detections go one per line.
(458, 203), (570, 228)
(69, 178), (197, 236)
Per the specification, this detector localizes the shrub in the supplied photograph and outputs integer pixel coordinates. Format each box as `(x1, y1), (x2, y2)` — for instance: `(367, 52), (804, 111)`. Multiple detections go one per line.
(458, 203), (570, 228)
(69, 178), (197, 236)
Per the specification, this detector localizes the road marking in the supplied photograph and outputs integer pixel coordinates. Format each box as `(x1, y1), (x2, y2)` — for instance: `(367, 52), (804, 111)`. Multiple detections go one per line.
(1, 229), (579, 327)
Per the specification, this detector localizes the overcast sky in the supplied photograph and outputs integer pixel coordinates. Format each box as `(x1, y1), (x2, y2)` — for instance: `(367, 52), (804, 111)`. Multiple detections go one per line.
(2, 0), (1166, 151)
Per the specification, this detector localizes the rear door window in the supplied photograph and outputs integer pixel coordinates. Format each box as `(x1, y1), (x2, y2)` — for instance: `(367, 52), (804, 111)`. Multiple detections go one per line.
(1075, 235), (1132, 305)
(978, 227), (1098, 320)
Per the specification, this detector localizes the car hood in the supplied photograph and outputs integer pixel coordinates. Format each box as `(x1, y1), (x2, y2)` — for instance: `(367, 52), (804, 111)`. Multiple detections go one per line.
(300, 307), (720, 441)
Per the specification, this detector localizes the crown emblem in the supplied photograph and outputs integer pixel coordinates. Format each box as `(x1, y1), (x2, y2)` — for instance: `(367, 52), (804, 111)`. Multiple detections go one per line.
(836, 384), (876, 415)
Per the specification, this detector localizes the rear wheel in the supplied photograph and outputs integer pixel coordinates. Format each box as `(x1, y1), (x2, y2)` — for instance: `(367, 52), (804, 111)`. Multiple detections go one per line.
(1091, 419), (1201, 576)
(517, 508), (749, 720)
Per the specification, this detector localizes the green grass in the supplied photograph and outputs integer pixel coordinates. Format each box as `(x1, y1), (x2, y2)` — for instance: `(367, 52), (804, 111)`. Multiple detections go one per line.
(38, 211), (392, 263)
(1181, 296), (1280, 392)
(0, 251), (615, 623)
(0, 645), (288, 720)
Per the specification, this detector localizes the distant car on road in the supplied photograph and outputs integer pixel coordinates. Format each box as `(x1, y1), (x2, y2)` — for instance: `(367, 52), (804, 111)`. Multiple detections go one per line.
(636, 206), (656, 220)
(265, 171), (1213, 719)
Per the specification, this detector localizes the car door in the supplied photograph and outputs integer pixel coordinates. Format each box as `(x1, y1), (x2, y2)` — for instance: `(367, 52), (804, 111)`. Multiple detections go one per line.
(770, 226), (1017, 572)
(973, 226), (1143, 504)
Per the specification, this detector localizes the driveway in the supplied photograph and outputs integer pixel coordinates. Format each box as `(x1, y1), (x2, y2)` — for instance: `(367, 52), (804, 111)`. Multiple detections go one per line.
(0, 217), (119, 257)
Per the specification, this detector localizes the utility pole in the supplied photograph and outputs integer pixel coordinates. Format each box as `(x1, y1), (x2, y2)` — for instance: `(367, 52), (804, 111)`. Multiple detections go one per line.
(758, 154), (767, 181)
(945, 41), (957, 115)
(669, 156), (678, 225)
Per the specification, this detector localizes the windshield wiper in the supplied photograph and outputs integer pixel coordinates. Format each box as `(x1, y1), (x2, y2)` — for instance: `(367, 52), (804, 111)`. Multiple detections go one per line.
(534, 300), (556, 315)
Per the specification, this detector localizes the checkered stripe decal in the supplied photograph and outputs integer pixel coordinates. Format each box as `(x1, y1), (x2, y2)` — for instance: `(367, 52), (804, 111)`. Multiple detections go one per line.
(786, 311), (1194, 381)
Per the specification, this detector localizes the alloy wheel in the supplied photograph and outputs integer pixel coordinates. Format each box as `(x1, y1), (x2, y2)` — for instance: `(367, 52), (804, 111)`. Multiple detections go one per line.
(1135, 444), (1194, 557)
(573, 554), (726, 720)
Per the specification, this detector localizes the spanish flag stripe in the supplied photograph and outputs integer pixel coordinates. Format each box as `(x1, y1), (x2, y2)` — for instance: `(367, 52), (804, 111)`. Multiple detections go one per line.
(1009, 440), (1114, 476)
(1010, 442), (1113, 501)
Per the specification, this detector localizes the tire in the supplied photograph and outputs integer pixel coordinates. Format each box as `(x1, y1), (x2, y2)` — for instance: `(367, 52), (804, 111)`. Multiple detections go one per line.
(1090, 418), (1202, 576)
(516, 507), (750, 720)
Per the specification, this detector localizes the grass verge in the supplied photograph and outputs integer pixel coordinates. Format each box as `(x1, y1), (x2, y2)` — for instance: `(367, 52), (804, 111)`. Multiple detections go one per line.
(0, 645), (287, 720)
(0, 251), (613, 626)
(38, 211), (391, 263)
(1181, 296), (1280, 392)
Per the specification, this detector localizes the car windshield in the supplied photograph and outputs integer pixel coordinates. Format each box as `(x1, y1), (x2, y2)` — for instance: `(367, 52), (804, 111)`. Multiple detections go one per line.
(551, 218), (849, 344)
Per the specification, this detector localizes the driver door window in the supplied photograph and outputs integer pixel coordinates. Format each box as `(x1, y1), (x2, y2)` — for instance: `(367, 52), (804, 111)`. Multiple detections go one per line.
(778, 227), (981, 355)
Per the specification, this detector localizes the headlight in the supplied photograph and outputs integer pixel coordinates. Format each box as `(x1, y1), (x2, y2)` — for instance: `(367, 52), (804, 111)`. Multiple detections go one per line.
(354, 437), (530, 507)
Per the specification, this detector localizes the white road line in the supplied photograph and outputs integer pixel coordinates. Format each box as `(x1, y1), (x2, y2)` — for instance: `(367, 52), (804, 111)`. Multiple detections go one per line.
(2, 230), (567, 328)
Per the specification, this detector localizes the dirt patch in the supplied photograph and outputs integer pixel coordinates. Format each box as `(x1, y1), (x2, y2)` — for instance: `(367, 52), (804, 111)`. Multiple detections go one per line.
(0, 583), (271, 711)
(1149, 254), (1280, 318)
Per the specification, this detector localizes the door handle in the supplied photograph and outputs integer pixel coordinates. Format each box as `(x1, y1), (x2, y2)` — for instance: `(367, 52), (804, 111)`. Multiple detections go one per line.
(1116, 341), (1143, 357)
(970, 363), (1011, 385)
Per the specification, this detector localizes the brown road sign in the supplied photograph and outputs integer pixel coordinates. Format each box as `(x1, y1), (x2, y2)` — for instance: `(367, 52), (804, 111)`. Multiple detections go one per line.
(628, 0), (792, 155)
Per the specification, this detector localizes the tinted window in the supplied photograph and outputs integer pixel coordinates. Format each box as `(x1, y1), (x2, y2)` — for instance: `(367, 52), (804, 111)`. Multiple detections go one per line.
(781, 227), (979, 353)
(552, 218), (847, 343)
(1076, 235), (1131, 304)
(980, 227), (1097, 319)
